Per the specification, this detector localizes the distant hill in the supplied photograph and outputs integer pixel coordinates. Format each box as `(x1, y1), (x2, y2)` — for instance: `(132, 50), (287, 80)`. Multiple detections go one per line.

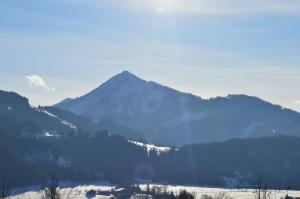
(0, 131), (147, 187)
(0, 90), (144, 140)
(2, 132), (300, 189)
(155, 136), (300, 188)
(0, 90), (76, 138)
(55, 71), (300, 145)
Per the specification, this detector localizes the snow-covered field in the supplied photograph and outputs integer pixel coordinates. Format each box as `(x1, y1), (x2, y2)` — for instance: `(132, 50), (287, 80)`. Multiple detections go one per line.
(9, 182), (114, 199)
(9, 183), (300, 199)
(140, 184), (300, 199)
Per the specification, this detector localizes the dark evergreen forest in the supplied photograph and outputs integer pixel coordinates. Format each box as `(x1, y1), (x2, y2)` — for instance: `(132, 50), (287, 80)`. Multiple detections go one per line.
(1, 131), (300, 189)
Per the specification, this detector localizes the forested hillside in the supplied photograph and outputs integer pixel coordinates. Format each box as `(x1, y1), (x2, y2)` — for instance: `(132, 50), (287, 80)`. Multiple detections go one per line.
(1, 131), (300, 189)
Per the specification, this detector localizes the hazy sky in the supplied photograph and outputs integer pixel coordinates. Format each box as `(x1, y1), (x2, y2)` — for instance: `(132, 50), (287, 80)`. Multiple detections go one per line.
(1, 0), (300, 111)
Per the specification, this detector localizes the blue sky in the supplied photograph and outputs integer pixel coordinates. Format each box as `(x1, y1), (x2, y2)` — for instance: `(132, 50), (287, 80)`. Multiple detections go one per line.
(1, 0), (300, 111)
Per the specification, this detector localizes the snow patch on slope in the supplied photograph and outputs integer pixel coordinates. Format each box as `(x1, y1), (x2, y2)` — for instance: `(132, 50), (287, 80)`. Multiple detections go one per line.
(43, 130), (59, 137)
(36, 108), (58, 118)
(61, 120), (77, 130)
(128, 140), (171, 156)
(36, 107), (78, 133)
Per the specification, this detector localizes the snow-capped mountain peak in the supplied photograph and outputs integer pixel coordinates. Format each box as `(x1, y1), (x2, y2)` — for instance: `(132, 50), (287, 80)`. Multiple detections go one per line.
(94, 70), (147, 93)
(55, 71), (175, 116)
(99, 71), (143, 88)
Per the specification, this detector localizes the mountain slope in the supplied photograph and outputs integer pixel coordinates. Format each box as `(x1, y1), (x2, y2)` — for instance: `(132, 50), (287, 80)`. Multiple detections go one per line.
(44, 106), (145, 140)
(55, 71), (300, 145)
(0, 90), (144, 140)
(0, 90), (78, 137)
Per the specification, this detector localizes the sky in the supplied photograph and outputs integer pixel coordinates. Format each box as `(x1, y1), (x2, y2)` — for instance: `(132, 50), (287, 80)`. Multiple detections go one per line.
(1, 0), (300, 111)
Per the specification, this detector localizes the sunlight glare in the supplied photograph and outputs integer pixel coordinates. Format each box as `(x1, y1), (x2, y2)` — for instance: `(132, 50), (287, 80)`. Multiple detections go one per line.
(154, 0), (177, 14)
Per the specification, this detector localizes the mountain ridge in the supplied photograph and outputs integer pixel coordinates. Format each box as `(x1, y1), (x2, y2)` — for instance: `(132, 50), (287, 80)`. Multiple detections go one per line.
(0, 89), (145, 140)
(2, 89), (300, 188)
(55, 71), (300, 145)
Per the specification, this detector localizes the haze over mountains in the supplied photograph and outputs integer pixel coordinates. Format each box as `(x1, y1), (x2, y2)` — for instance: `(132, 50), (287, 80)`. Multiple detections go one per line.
(2, 73), (300, 188)
(55, 71), (300, 146)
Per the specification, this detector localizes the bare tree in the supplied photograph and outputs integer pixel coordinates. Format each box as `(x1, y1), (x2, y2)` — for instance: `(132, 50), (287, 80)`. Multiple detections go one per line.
(254, 176), (263, 199)
(41, 176), (61, 199)
(177, 190), (195, 199)
(262, 185), (269, 199)
(0, 180), (9, 199)
(41, 176), (75, 199)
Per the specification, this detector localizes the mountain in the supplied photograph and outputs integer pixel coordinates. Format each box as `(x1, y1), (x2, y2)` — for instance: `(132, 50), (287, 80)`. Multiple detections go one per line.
(55, 71), (300, 146)
(0, 90), (144, 140)
(1, 90), (300, 188)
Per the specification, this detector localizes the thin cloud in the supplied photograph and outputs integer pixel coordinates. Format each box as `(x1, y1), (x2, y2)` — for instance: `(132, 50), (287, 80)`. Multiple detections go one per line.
(25, 75), (55, 91)
(145, 0), (300, 15)
(86, 0), (300, 15)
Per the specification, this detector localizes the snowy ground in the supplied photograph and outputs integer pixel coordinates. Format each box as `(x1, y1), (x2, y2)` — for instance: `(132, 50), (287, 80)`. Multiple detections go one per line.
(9, 183), (300, 199)
(140, 184), (300, 199)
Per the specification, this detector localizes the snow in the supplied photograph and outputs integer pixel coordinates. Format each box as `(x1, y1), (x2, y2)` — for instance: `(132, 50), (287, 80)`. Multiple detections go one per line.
(130, 194), (152, 199)
(44, 131), (55, 137)
(42, 130), (60, 137)
(114, 188), (125, 192)
(128, 140), (171, 155)
(139, 184), (300, 199)
(9, 183), (300, 199)
(36, 107), (78, 132)
(36, 108), (58, 118)
(56, 71), (177, 116)
(61, 120), (77, 130)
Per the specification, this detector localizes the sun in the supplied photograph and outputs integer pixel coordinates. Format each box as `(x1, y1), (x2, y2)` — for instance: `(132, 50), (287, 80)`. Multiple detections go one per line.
(155, 6), (165, 14)
(154, 0), (175, 14)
